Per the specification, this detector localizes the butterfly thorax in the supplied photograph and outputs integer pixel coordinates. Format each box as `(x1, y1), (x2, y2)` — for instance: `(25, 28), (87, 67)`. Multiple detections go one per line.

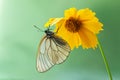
(45, 29), (54, 38)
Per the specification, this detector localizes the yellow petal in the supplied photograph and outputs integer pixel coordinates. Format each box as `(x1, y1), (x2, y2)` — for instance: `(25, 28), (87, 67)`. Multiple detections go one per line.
(54, 18), (65, 32)
(64, 8), (77, 19)
(78, 27), (98, 49)
(82, 17), (103, 34)
(44, 18), (63, 27)
(55, 19), (69, 38)
(64, 33), (81, 49)
(67, 33), (76, 49)
(71, 33), (81, 49)
(77, 8), (96, 21)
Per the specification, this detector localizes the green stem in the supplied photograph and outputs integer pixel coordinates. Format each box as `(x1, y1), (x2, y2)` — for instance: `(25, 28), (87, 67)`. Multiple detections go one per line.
(98, 40), (112, 80)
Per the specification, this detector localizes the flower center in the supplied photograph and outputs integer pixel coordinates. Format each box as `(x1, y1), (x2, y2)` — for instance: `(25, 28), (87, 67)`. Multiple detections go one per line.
(65, 17), (82, 33)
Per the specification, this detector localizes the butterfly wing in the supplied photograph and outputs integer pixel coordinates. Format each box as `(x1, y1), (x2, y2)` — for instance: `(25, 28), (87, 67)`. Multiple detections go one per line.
(36, 35), (71, 72)
(51, 35), (71, 64)
(37, 36), (55, 72)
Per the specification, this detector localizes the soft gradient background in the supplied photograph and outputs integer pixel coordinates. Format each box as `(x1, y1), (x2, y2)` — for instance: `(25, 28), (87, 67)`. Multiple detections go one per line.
(0, 0), (120, 80)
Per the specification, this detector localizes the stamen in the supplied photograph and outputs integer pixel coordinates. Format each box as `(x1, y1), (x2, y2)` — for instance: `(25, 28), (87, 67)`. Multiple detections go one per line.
(65, 17), (82, 33)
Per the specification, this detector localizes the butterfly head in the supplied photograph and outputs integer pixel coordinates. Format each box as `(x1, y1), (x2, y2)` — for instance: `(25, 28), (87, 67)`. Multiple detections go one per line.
(45, 29), (54, 38)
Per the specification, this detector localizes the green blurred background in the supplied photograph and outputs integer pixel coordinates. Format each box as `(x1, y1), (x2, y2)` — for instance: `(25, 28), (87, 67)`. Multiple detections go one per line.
(0, 0), (120, 80)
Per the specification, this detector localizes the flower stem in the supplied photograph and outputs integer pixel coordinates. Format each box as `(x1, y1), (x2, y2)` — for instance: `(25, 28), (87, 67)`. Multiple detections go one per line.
(98, 40), (112, 80)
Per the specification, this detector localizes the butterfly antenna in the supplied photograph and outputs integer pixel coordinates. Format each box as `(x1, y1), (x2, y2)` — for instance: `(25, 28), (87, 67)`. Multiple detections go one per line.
(33, 25), (44, 32)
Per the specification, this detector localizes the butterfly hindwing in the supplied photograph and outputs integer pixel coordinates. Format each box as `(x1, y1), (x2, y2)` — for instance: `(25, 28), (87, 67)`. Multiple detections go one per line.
(37, 34), (71, 72)
(52, 35), (70, 64)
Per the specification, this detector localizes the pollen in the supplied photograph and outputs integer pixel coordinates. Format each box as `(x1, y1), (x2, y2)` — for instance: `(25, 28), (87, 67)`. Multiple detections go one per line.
(65, 17), (82, 33)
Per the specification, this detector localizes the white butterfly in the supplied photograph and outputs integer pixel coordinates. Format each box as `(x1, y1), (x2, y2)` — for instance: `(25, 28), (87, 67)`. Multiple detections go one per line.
(36, 27), (71, 72)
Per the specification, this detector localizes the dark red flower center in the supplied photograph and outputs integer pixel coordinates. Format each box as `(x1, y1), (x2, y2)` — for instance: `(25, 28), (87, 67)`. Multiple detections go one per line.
(65, 17), (82, 33)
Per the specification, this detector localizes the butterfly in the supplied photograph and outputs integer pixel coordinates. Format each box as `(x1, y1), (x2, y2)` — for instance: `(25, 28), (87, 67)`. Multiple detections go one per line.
(36, 26), (71, 72)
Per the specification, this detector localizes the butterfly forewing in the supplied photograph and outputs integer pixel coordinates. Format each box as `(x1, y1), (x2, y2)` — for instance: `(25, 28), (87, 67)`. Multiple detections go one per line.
(37, 33), (71, 72)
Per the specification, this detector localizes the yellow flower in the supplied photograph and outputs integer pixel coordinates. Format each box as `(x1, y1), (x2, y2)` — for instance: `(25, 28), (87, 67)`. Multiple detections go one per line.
(45, 8), (103, 49)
